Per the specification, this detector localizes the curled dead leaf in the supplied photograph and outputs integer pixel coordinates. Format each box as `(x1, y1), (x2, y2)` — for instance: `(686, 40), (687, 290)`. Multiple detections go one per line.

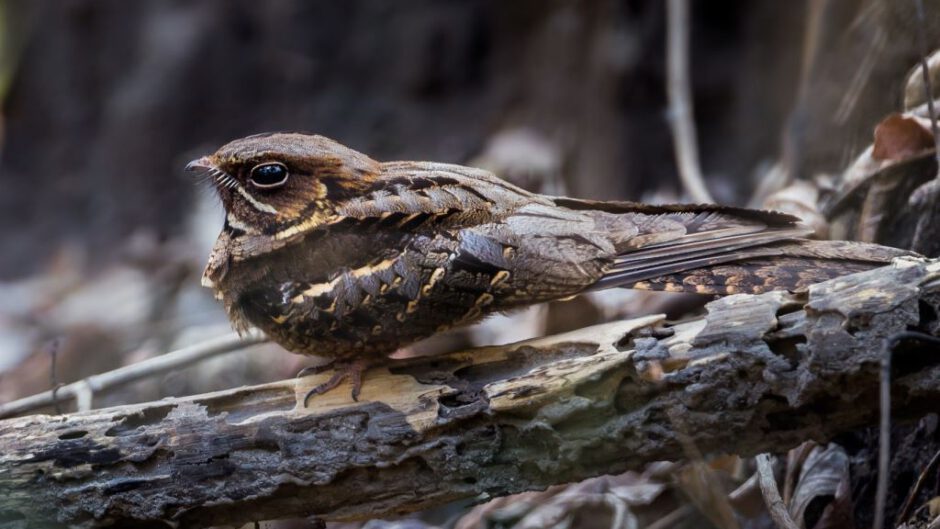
(872, 113), (934, 162)
(904, 49), (940, 111)
(763, 180), (828, 239)
(824, 150), (934, 247)
(787, 443), (853, 529)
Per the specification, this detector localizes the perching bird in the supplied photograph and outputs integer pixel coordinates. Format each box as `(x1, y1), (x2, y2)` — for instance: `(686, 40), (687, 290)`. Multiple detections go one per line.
(187, 133), (909, 401)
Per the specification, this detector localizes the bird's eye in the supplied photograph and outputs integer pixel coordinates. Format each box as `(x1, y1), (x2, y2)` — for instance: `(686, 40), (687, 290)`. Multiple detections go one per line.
(249, 162), (289, 188)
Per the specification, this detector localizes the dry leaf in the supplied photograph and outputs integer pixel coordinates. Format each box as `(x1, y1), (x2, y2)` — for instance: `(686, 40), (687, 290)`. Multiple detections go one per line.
(930, 496), (940, 519)
(905, 49), (940, 111)
(787, 443), (853, 529)
(608, 482), (666, 506)
(871, 113), (934, 162)
(763, 180), (828, 239)
(454, 474), (657, 529)
(825, 150), (934, 246)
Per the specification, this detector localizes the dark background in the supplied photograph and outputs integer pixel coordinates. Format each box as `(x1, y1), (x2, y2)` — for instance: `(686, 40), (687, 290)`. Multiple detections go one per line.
(0, 0), (925, 279)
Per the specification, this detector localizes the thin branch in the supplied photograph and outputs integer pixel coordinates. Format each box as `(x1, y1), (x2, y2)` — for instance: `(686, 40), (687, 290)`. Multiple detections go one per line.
(46, 338), (63, 415)
(874, 335), (892, 529)
(756, 454), (800, 529)
(913, 0), (940, 168)
(0, 329), (268, 419)
(833, 27), (884, 125)
(666, 0), (713, 204)
(781, 0), (828, 182)
(729, 472), (760, 504)
(645, 504), (695, 529)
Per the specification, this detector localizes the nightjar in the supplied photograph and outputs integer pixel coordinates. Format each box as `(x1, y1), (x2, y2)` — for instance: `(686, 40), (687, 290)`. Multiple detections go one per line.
(188, 133), (908, 401)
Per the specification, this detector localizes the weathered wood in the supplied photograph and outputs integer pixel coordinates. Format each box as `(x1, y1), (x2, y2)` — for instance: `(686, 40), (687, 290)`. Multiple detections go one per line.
(2, 257), (940, 529)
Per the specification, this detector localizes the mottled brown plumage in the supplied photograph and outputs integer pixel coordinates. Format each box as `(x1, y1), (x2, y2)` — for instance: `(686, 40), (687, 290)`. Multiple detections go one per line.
(188, 133), (911, 401)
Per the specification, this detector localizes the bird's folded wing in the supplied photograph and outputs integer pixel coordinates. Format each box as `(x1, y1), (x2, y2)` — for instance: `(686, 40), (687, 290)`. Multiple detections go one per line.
(552, 197), (910, 294)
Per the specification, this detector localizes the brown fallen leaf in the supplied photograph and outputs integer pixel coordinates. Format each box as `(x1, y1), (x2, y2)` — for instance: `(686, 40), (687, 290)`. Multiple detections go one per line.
(871, 113), (934, 162)
(787, 443), (853, 529)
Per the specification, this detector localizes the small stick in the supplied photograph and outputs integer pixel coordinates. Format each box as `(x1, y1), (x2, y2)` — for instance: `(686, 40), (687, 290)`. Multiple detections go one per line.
(781, 0), (828, 183)
(874, 335), (893, 529)
(755, 454), (800, 529)
(0, 330), (268, 419)
(46, 338), (63, 415)
(666, 0), (713, 204)
(645, 504), (695, 529)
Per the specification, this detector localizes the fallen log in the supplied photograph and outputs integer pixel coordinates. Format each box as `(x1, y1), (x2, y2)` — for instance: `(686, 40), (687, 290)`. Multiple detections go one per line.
(2, 257), (939, 529)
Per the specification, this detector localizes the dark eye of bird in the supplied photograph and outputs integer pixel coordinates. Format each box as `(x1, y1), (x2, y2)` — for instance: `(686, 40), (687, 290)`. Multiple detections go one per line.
(249, 162), (289, 188)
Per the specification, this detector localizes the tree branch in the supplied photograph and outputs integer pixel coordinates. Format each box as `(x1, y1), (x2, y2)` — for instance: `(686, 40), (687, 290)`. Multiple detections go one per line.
(666, 0), (714, 203)
(0, 330), (268, 419)
(2, 257), (940, 529)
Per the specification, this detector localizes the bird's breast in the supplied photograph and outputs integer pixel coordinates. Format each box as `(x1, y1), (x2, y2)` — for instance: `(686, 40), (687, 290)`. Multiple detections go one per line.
(228, 229), (532, 358)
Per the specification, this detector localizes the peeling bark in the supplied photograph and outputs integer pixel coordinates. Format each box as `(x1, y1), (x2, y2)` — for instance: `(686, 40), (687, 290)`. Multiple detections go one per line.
(2, 258), (940, 529)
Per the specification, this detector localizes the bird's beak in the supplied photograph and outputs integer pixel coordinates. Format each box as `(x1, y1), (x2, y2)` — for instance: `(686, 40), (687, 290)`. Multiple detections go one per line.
(185, 156), (215, 173)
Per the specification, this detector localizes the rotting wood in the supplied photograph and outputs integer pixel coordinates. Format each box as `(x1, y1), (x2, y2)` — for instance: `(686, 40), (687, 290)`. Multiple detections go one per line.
(2, 257), (940, 529)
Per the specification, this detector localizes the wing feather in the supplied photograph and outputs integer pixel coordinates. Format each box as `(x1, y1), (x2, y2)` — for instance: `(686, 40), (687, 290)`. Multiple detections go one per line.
(550, 198), (906, 294)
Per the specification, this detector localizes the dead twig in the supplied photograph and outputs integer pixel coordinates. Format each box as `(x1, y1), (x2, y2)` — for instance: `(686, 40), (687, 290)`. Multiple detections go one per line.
(781, 0), (828, 184)
(756, 454), (800, 529)
(665, 0), (713, 204)
(0, 329), (268, 419)
(833, 27), (885, 125)
(645, 504), (695, 529)
(45, 338), (63, 415)
(874, 333), (895, 529)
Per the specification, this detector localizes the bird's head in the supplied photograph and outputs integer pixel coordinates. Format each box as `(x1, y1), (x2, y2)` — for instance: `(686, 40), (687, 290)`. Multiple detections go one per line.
(187, 133), (381, 237)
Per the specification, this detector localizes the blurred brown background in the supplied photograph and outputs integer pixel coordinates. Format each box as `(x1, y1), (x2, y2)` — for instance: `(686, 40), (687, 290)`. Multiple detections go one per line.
(1, 0), (928, 279)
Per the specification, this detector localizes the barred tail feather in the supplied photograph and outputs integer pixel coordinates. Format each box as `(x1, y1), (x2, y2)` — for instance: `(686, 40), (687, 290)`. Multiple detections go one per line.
(596, 240), (912, 295)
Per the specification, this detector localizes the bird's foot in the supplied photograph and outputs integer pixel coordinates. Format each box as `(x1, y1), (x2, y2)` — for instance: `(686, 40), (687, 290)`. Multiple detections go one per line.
(302, 358), (369, 406)
(295, 360), (336, 379)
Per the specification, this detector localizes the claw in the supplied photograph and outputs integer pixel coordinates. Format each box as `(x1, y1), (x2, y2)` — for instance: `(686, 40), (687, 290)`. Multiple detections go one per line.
(295, 360), (336, 379)
(302, 359), (369, 406)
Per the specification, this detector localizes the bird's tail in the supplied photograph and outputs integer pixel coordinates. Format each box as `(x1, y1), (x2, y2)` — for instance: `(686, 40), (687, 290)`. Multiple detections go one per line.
(594, 239), (912, 295)
(552, 197), (915, 296)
